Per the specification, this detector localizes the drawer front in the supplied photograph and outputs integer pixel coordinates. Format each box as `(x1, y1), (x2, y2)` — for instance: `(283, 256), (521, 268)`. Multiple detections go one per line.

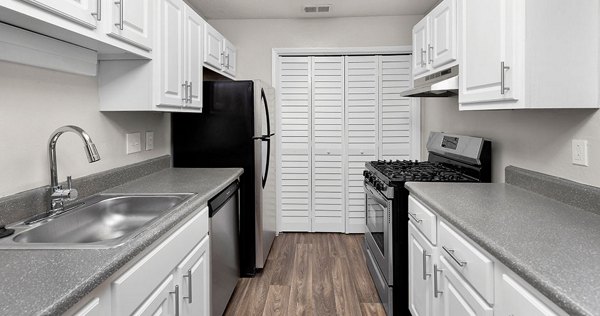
(408, 196), (437, 244)
(498, 273), (558, 316)
(111, 206), (209, 315)
(439, 221), (494, 304)
(439, 257), (493, 316)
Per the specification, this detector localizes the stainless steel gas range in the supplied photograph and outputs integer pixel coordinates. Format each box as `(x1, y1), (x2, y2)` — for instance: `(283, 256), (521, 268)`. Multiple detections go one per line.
(363, 132), (492, 315)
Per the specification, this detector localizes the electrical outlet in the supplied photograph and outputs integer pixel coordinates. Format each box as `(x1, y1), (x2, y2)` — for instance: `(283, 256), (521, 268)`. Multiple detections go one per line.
(145, 131), (154, 151)
(126, 133), (142, 154)
(572, 139), (589, 166)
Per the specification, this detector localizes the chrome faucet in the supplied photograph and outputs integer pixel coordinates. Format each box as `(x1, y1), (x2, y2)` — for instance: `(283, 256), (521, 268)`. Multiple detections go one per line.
(48, 125), (100, 212)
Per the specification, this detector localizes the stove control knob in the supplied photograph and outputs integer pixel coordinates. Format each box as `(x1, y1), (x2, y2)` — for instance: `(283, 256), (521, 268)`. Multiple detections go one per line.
(363, 170), (369, 177)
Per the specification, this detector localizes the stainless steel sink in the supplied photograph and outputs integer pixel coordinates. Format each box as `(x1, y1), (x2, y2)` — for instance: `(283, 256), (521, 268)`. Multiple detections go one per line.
(1, 193), (194, 249)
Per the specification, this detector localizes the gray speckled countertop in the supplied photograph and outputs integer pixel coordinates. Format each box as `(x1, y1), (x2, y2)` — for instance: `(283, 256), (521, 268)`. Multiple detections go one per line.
(405, 182), (600, 316)
(0, 168), (243, 316)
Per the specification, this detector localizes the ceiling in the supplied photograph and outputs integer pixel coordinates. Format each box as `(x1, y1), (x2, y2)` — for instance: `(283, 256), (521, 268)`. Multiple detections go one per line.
(188, 0), (439, 19)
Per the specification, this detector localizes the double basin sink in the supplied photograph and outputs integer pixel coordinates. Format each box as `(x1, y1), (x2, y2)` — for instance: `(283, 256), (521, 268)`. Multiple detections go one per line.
(0, 193), (195, 249)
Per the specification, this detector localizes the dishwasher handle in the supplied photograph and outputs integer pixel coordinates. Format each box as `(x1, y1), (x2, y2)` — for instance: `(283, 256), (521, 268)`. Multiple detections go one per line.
(209, 180), (239, 217)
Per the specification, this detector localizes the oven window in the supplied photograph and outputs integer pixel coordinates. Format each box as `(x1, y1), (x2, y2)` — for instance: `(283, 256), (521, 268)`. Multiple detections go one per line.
(366, 195), (385, 255)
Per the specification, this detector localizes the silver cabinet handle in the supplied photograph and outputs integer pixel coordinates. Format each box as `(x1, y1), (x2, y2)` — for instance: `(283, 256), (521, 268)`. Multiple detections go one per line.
(170, 285), (180, 316)
(434, 264), (443, 298)
(428, 44), (433, 64)
(188, 82), (193, 103)
(91, 0), (101, 21)
(220, 52), (225, 67)
(442, 246), (467, 267)
(182, 81), (188, 103)
(420, 48), (426, 67)
(408, 212), (423, 223)
(183, 269), (193, 303)
(500, 61), (510, 95)
(422, 250), (431, 280)
(227, 54), (231, 69)
(114, 0), (124, 30)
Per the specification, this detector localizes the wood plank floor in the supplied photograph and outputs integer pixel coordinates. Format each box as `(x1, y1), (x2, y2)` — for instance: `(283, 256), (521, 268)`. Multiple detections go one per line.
(224, 233), (386, 316)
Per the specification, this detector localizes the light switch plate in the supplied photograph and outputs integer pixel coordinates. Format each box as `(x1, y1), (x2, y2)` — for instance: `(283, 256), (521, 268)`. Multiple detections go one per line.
(145, 131), (154, 151)
(126, 133), (142, 154)
(572, 139), (589, 166)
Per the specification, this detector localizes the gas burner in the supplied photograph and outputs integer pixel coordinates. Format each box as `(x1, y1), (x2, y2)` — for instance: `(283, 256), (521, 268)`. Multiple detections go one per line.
(367, 159), (476, 183)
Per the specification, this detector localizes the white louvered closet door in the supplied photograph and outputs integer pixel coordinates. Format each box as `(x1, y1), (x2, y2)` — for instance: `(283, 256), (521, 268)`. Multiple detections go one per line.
(345, 56), (379, 233)
(379, 55), (413, 160)
(278, 57), (312, 231)
(311, 57), (345, 232)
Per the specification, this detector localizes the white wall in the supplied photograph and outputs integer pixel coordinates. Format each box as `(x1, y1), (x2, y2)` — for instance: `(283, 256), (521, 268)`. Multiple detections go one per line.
(208, 16), (422, 84)
(0, 61), (170, 198)
(421, 98), (600, 186)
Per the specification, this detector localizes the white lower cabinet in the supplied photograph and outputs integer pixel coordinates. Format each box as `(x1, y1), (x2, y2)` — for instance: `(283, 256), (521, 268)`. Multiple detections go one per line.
(408, 195), (568, 316)
(65, 206), (210, 316)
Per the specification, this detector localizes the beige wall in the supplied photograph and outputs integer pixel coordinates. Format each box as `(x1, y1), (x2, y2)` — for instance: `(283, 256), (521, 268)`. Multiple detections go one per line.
(0, 61), (170, 198)
(421, 98), (600, 186)
(208, 16), (422, 84)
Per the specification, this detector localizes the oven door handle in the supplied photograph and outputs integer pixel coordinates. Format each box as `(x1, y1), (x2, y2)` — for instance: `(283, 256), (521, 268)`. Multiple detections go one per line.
(364, 183), (388, 206)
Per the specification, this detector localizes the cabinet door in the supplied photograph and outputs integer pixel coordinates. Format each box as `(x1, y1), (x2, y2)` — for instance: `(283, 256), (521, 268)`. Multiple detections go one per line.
(278, 57), (312, 232)
(108, 0), (152, 50)
(412, 17), (429, 77)
(459, 0), (518, 105)
(159, 0), (185, 109)
(311, 56), (345, 232)
(430, 0), (457, 70)
(344, 56), (378, 233)
(437, 258), (493, 316)
(177, 236), (210, 316)
(184, 7), (203, 110)
(409, 223), (435, 316)
(223, 39), (237, 77)
(131, 275), (177, 316)
(497, 274), (558, 316)
(204, 23), (224, 69)
(20, 0), (98, 29)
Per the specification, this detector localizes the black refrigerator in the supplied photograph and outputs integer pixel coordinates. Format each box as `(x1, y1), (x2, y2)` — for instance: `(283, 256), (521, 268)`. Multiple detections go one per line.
(171, 80), (276, 277)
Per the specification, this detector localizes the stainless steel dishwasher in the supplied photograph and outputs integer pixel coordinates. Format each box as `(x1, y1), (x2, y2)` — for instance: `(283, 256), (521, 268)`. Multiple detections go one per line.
(209, 180), (240, 316)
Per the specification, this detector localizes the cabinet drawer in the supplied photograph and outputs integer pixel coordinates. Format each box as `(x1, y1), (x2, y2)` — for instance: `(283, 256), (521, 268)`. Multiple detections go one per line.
(111, 207), (209, 315)
(408, 196), (437, 244)
(439, 221), (494, 304)
(439, 257), (493, 316)
(499, 273), (558, 316)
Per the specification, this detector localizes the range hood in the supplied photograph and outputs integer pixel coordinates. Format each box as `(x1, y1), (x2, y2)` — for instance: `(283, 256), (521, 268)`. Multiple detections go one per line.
(401, 65), (459, 97)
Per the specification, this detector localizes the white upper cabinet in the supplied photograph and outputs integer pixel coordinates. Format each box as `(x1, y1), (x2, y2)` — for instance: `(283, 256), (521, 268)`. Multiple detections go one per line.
(203, 22), (237, 78)
(19, 0), (99, 29)
(184, 8), (203, 109)
(411, 0), (457, 79)
(459, 0), (599, 110)
(107, 0), (153, 50)
(158, 0), (185, 108)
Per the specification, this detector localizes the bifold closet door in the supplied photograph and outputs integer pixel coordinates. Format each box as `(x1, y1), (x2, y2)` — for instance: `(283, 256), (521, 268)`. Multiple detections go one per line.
(278, 57), (312, 231)
(345, 56), (379, 233)
(379, 55), (413, 160)
(311, 57), (345, 232)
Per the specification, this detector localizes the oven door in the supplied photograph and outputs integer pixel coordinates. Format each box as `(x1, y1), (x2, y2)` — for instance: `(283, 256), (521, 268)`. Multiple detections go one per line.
(364, 182), (393, 285)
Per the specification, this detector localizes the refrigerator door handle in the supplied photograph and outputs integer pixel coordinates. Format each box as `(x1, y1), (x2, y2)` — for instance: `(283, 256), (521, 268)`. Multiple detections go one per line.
(262, 138), (271, 188)
(252, 133), (275, 141)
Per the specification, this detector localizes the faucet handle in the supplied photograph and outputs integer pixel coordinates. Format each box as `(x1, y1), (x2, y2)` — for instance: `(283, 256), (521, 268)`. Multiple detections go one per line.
(65, 176), (78, 200)
(67, 176), (73, 190)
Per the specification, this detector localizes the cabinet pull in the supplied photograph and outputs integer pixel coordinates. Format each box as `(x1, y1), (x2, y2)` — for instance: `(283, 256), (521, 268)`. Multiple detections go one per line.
(408, 212), (422, 223)
(420, 48), (426, 67)
(220, 52), (225, 67)
(500, 61), (510, 95)
(183, 269), (193, 303)
(428, 44), (433, 64)
(182, 81), (188, 103)
(114, 0), (124, 30)
(226, 54), (231, 69)
(188, 82), (193, 103)
(434, 264), (443, 298)
(442, 246), (467, 267)
(91, 0), (101, 21)
(422, 250), (431, 280)
(170, 285), (180, 316)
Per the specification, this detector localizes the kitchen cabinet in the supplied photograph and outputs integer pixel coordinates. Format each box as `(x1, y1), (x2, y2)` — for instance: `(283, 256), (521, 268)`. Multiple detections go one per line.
(203, 22), (237, 78)
(107, 0), (153, 50)
(411, 0), (457, 79)
(19, 0), (99, 29)
(64, 207), (210, 316)
(458, 0), (599, 110)
(98, 0), (203, 112)
(407, 195), (568, 316)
